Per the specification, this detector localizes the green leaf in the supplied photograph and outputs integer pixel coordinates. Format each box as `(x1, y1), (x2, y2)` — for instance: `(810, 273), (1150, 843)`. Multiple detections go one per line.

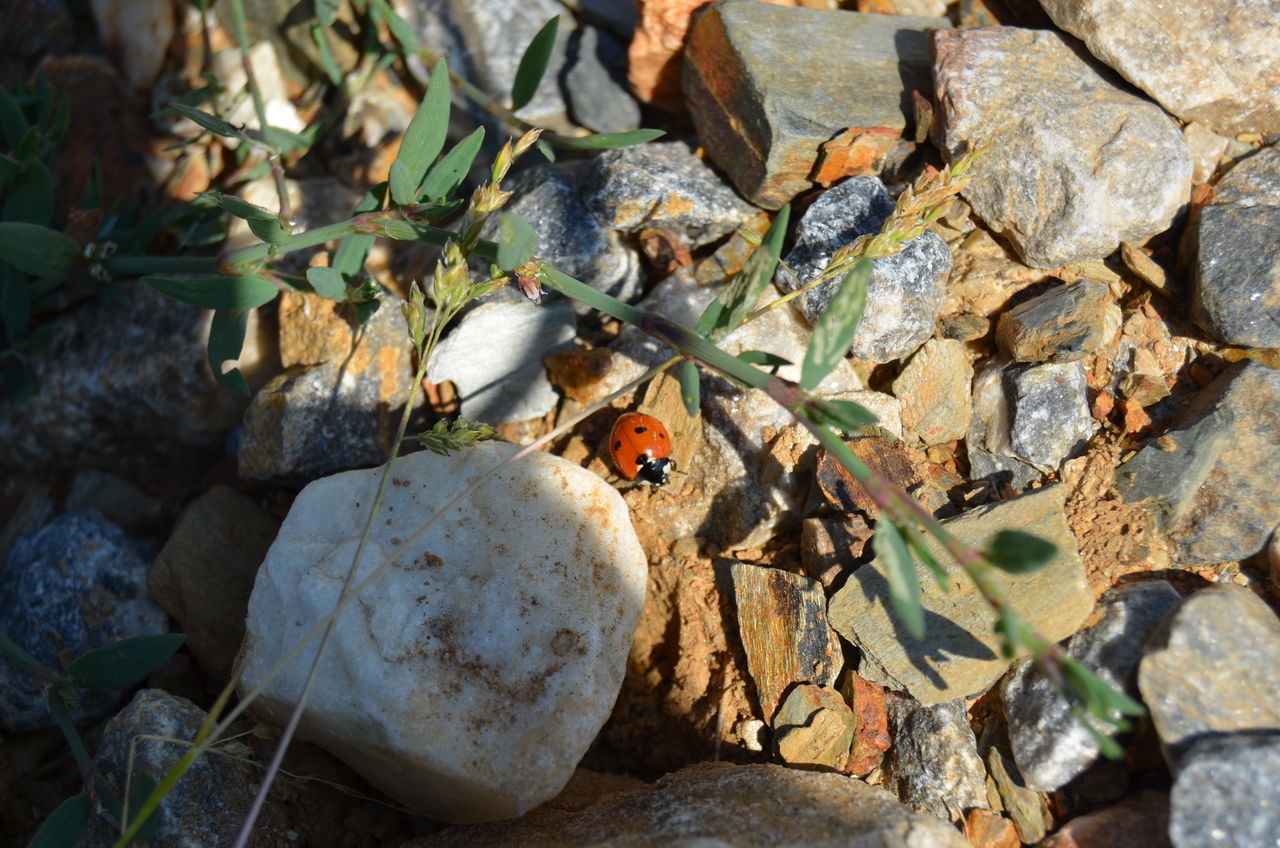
(695, 205), (789, 341)
(495, 212), (538, 271)
(985, 530), (1057, 575)
(1, 265), (32, 343)
(420, 126), (484, 202)
(64, 633), (186, 689)
(0, 153), (20, 193)
(0, 86), (28, 150)
(1060, 656), (1144, 719)
(535, 137), (556, 162)
(78, 158), (102, 210)
(262, 125), (316, 154)
(247, 216), (291, 245)
(373, 0), (419, 52)
(511, 16), (559, 112)
(125, 773), (162, 841)
(27, 793), (89, 848)
(311, 22), (344, 85)
(809, 398), (877, 433)
(390, 58), (450, 206)
(0, 222), (78, 276)
(167, 102), (245, 140)
(875, 519), (924, 639)
(735, 350), (791, 369)
(202, 190), (277, 222)
(306, 266), (347, 300)
(143, 275), (279, 310)
(46, 97), (70, 143)
(208, 308), (250, 395)
(1, 353), (33, 405)
(313, 0), (340, 27)
(678, 359), (700, 417)
(903, 523), (951, 594)
(799, 258), (870, 391)
(331, 183), (385, 278)
(548, 129), (666, 150)
(4, 161), (54, 226)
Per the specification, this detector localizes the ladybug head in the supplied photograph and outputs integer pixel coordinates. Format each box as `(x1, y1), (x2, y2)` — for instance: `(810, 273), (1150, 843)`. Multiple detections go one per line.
(636, 456), (674, 486)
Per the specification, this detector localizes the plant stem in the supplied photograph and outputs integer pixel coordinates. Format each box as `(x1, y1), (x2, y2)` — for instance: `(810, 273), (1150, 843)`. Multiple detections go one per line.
(227, 0), (292, 222)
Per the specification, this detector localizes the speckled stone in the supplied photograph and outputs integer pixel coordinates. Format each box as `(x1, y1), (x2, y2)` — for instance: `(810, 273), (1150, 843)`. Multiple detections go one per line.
(995, 279), (1111, 363)
(881, 697), (989, 822)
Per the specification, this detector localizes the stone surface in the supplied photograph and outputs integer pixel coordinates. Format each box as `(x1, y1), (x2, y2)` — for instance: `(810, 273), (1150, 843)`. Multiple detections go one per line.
(829, 485), (1093, 705)
(0, 284), (246, 475)
(839, 671), (891, 777)
(893, 338), (973, 446)
(427, 300), (577, 423)
(208, 42), (305, 135)
(1191, 148), (1280, 348)
(962, 808), (1020, 848)
(564, 25), (641, 133)
(1184, 122), (1229, 185)
(772, 684), (856, 770)
(598, 272), (861, 549)
(984, 746), (1047, 844)
(1008, 361), (1095, 473)
(0, 512), (166, 733)
(1168, 731), (1280, 848)
(967, 359), (1044, 493)
(801, 515), (874, 588)
(237, 442), (648, 822)
(148, 486), (280, 686)
(776, 177), (952, 363)
(816, 437), (927, 520)
(683, 0), (944, 208)
(933, 27), (1192, 269)
(995, 279), (1110, 363)
(81, 689), (288, 847)
(881, 697), (989, 822)
(1037, 791), (1171, 848)
(485, 162), (642, 308)
(407, 761), (968, 846)
(1115, 361), (1280, 565)
(90, 0), (174, 90)
(1039, 0), (1280, 136)
(1137, 584), (1280, 770)
(585, 140), (759, 248)
(406, 0), (570, 122)
(730, 563), (837, 722)
(1002, 581), (1180, 792)
(628, 0), (795, 112)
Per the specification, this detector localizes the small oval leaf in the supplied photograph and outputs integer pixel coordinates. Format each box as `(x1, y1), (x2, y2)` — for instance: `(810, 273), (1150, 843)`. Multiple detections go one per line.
(800, 258), (870, 391)
(495, 212), (539, 271)
(305, 266), (347, 300)
(167, 102), (243, 139)
(4, 161), (54, 226)
(678, 359), (700, 417)
(420, 126), (485, 202)
(0, 222), (79, 277)
(985, 529), (1057, 574)
(143, 275), (279, 310)
(548, 129), (666, 150)
(511, 16), (560, 112)
(64, 633), (186, 689)
(27, 793), (89, 848)
(208, 308), (250, 396)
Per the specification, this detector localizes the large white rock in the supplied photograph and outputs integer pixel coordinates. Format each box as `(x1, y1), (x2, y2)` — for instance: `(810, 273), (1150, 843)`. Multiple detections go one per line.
(236, 442), (647, 822)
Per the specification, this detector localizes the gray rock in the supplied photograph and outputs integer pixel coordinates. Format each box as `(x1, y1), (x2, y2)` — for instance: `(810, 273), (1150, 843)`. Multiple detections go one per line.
(486, 162), (642, 308)
(0, 284), (246, 475)
(1138, 584), (1280, 770)
(585, 141), (759, 248)
(881, 697), (989, 822)
(0, 512), (166, 733)
(64, 469), (164, 534)
(563, 25), (640, 134)
(776, 177), (952, 363)
(1039, 0), (1280, 137)
(984, 746), (1048, 844)
(1002, 581), (1181, 792)
(1169, 731), (1280, 848)
(406, 761), (969, 847)
(828, 485), (1093, 705)
(892, 338), (973, 446)
(81, 689), (288, 847)
(933, 27), (1192, 269)
(730, 562), (837, 722)
(405, 0), (571, 123)
(578, 0), (635, 40)
(995, 279), (1111, 363)
(1191, 148), (1280, 348)
(967, 360), (1043, 493)
(682, 0), (944, 209)
(1116, 361), (1280, 565)
(237, 362), (398, 484)
(1008, 361), (1095, 473)
(427, 300), (576, 422)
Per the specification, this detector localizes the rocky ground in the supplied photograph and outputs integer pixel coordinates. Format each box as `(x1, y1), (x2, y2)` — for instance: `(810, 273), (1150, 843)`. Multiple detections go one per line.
(2, 0), (1279, 846)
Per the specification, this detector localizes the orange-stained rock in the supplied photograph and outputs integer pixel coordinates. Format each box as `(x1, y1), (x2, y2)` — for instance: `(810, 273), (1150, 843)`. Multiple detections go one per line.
(628, 0), (796, 112)
(962, 808), (1021, 848)
(841, 671), (891, 777)
(811, 126), (901, 184)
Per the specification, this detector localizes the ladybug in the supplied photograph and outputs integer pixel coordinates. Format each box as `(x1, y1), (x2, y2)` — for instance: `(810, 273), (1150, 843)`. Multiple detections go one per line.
(609, 412), (675, 486)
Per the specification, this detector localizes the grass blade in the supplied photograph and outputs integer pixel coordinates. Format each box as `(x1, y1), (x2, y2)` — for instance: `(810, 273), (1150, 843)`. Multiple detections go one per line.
(547, 129), (665, 150)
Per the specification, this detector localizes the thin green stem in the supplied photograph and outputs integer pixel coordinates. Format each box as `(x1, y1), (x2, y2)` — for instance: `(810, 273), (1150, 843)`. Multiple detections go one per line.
(227, 0), (292, 221)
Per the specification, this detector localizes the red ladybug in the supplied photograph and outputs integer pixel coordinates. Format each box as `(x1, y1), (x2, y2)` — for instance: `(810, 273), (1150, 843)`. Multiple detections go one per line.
(609, 412), (674, 485)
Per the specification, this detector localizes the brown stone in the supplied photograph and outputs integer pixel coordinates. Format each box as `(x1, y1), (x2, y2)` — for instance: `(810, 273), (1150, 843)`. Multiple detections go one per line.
(962, 808), (1020, 848)
(800, 514), (873, 587)
(1037, 791), (1172, 848)
(545, 347), (614, 405)
(773, 684), (856, 770)
(811, 126), (901, 185)
(840, 671), (891, 777)
(816, 437), (921, 518)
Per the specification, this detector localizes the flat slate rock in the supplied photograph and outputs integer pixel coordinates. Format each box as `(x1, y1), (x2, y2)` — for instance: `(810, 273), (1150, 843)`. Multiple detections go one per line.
(1115, 360), (1280, 565)
(683, 0), (944, 208)
(996, 279), (1111, 363)
(828, 485), (1093, 705)
(1039, 0), (1280, 136)
(1137, 584), (1280, 770)
(1169, 731), (1280, 848)
(933, 26), (1192, 269)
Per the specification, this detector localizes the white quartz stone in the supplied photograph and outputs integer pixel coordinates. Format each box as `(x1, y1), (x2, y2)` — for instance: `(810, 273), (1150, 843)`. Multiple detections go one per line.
(236, 441), (647, 822)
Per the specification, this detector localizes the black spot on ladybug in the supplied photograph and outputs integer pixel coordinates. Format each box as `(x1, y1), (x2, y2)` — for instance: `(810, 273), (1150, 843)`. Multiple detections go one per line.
(633, 425), (647, 434)
(613, 440), (622, 451)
